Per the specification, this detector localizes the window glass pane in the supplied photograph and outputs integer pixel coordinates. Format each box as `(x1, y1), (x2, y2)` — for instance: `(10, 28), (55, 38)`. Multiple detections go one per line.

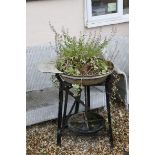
(123, 0), (129, 14)
(92, 0), (118, 16)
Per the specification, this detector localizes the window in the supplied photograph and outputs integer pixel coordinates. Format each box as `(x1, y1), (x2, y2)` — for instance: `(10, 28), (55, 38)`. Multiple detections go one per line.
(123, 0), (129, 14)
(85, 0), (129, 28)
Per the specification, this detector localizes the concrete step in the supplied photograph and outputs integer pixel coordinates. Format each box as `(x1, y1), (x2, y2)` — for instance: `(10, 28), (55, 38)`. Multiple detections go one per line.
(26, 86), (106, 126)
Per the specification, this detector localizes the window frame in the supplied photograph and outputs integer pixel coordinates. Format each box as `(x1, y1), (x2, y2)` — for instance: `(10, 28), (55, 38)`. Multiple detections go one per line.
(84, 0), (129, 28)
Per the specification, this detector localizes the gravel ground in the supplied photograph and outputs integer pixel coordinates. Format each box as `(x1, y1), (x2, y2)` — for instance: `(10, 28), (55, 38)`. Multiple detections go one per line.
(26, 105), (129, 155)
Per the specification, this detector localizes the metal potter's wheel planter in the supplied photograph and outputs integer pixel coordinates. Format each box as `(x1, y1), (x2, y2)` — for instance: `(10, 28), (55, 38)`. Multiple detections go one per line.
(62, 71), (112, 134)
(38, 60), (114, 146)
(59, 62), (114, 134)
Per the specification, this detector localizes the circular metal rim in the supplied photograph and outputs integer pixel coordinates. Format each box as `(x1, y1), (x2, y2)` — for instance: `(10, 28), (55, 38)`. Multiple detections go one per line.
(61, 69), (114, 80)
(67, 112), (106, 134)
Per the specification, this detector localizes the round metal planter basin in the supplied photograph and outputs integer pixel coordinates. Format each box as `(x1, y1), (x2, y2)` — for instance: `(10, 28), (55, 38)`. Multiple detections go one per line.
(61, 71), (113, 85)
(60, 61), (114, 85)
(67, 112), (106, 134)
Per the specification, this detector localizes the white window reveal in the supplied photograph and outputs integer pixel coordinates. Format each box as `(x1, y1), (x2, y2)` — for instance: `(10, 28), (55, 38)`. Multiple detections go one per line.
(85, 0), (129, 28)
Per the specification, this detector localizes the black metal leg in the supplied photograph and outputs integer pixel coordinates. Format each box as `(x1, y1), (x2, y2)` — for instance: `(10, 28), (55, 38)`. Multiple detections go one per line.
(87, 86), (90, 110)
(74, 99), (80, 114)
(57, 83), (63, 146)
(62, 89), (69, 127)
(105, 75), (114, 148)
(74, 88), (82, 114)
(84, 86), (88, 112)
(84, 86), (90, 112)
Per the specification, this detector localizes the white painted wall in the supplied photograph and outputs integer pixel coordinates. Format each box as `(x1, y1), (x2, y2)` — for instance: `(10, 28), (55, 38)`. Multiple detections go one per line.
(26, 0), (129, 47)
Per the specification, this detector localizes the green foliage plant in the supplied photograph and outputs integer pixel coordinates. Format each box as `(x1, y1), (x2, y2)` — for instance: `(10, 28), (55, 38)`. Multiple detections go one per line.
(49, 24), (113, 77)
(49, 24), (126, 106)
